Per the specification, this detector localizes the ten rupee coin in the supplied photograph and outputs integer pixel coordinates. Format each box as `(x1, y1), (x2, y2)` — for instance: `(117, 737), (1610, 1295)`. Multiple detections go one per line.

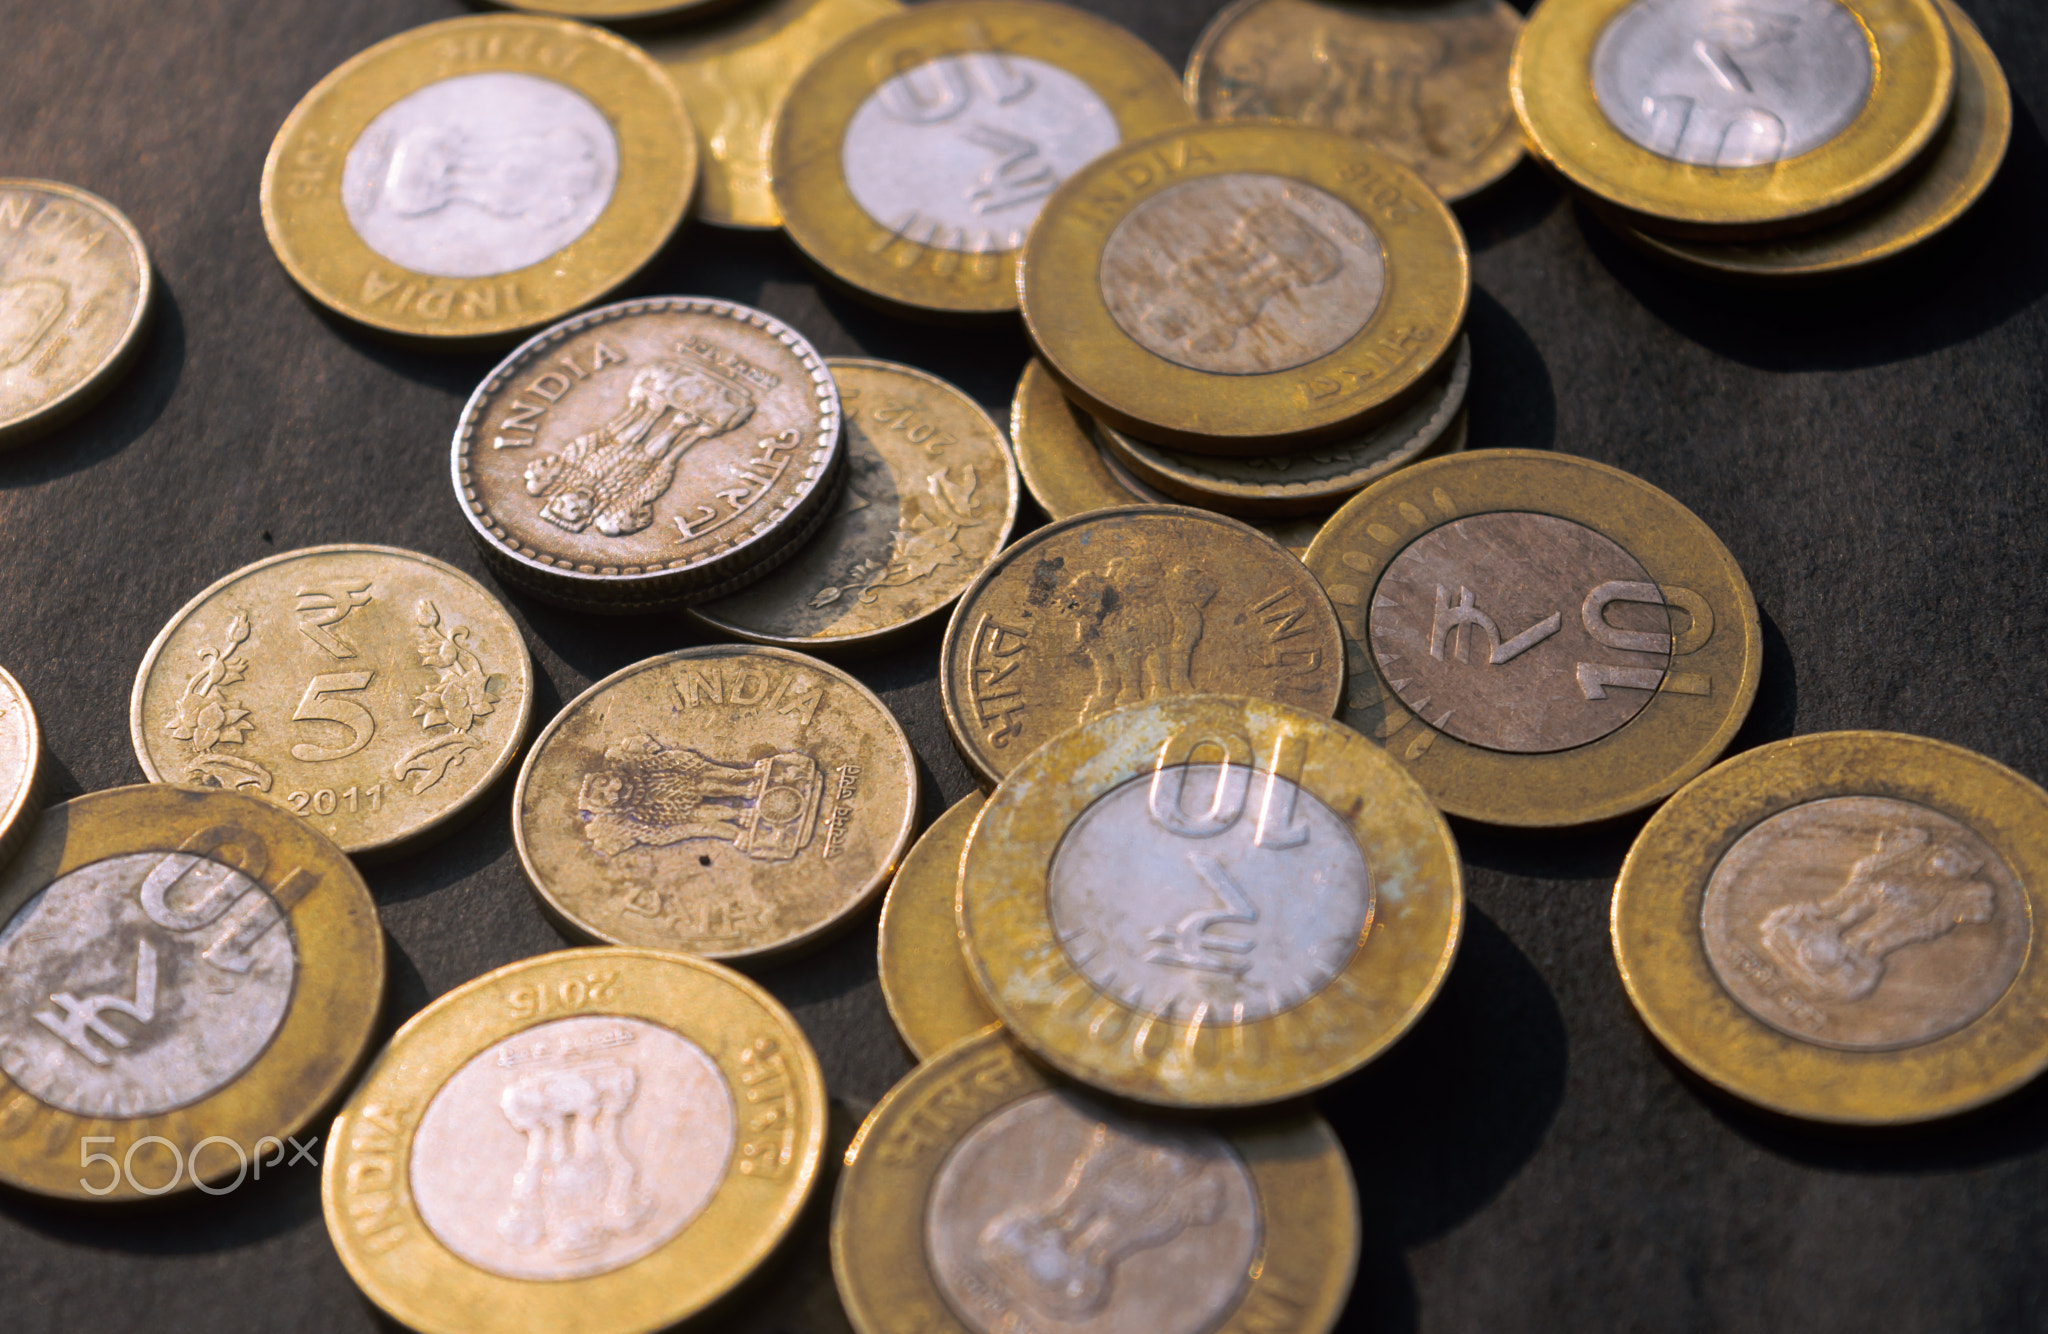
(0, 665), (44, 872)
(877, 793), (997, 1061)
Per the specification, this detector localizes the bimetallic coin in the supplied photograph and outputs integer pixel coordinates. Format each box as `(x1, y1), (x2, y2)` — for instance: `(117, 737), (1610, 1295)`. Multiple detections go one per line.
(1613, 732), (2048, 1123)
(877, 794), (997, 1060)
(454, 297), (843, 611)
(325, 948), (826, 1333)
(689, 359), (1019, 650)
(939, 506), (1345, 788)
(0, 784), (383, 1201)
(261, 16), (696, 343)
(130, 546), (534, 857)
(1306, 449), (1761, 827)
(771, 0), (1192, 317)
(515, 646), (918, 961)
(0, 666), (43, 871)
(1189, 0), (1524, 203)
(834, 1028), (1358, 1334)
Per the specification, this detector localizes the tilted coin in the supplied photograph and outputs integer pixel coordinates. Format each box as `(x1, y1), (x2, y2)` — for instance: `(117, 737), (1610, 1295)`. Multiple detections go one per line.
(131, 546), (534, 857)
(961, 694), (1462, 1106)
(1513, 0), (1954, 238)
(771, 0), (1193, 317)
(834, 1028), (1358, 1334)
(515, 646), (918, 961)
(689, 358), (1019, 650)
(0, 181), (154, 447)
(939, 505), (1344, 788)
(1306, 449), (1761, 827)
(876, 794), (997, 1060)
(647, 0), (905, 230)
(1022, 121), (1470, 453)
(1189, 0), (1524, 203)
(0, 784), (383, 1201)
(1612, 731), (2048, 1124)
(454, 296), (843, 610)
(324, 948), (826, 1333)
(261, 15), (696, 343)
(0, 665), (43, 871)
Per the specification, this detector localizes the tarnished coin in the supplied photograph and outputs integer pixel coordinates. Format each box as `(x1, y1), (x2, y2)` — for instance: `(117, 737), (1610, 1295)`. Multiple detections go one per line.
(771, 0), (1192, 317)
(647, 0), (904, 230)
(961, 694), (1461, 1106)
(1189, 0), (1524, 203)
(833, 1027), (1358, 1334)
(0, 666), (43, 871)
(0, 181), (154, 447)
(261, 15), (696, 344)
(1306, 449), (1761, 827)
(515, 646), (918, 961)
(1513, 0), (1954, 238)
(1613, 731), (2048, 1124)
(939, 505), (1344, 788)
(454, 296), (843, 611)
(0, 784), (383, 1201)
(877, 794), (997, 1060)
(131, 546), (534, 857)
(689, 359), (1018, 650)
(325, 948), (826, 1333)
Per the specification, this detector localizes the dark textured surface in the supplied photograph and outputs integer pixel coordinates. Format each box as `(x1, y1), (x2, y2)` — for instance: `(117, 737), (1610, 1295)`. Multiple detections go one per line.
(1, 0), (2045, 1329)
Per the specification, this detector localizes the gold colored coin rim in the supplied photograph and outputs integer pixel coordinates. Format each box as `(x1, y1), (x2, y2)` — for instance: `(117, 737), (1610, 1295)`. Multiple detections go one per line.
(1611, 730), (2048, 1124)
(321, 946), (828, 1334)
(0, 783), (385, 1201)
(1020, 120), (1471, 451)
(1010, 357), (1149, 520)
(832, 1025), (1361, 1334)
(959, 693), (1464, 1107)
(1305, 448), (1763, 827)
(259, 14), (697, 343)
(128, 543), (536, 857)
(513, 644), (921, 961)
(1511, 0), (1955, 235)
(876, 792), (995, 1060)
(0, 663), (44, 872)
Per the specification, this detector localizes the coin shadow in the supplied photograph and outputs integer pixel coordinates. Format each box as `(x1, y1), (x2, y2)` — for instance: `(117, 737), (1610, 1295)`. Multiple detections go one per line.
(0, 283), (184, 486)
(299, 295), (501, 399)
(1458, 155), (1565, 254)
(808, 284), (1037, 425)
(508, 592), (721, 693)
(1461, 285), (1557, 454)
(1722, 605), (1799, 758)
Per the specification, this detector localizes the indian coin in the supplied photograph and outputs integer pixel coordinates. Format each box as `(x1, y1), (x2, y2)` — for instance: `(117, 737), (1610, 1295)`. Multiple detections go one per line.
(0, 666), (43, 872)
(453, 296), (843, 611)
(324, 947), (826, 1333)
(1513, 0), (1955, 238)
(771, 0), (1192, 318)
(877, 794), (997, 1060)
(1189, 0), (1524, 203)
(130, 546), (534, 857)
(261, 15), (696, 344)
(834, 1027), (1358, 1334)
(689, 359), (1018, 651)
(960, 694), (1462, 1106)
(0, 784), (383, 1201)
(1612, 731), (2048, 1124)
(647, 0), (905, 230)
(938, 505), (1344, 788)
(1307, 449), (1760, 827)
(0, 181), (154, 447)
(1022, 121), (1469, 453)
(514, 646), (918, 961)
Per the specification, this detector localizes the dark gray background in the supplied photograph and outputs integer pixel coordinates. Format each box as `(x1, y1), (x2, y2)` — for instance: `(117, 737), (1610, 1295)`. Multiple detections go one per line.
(2, 0), (2045, 1329)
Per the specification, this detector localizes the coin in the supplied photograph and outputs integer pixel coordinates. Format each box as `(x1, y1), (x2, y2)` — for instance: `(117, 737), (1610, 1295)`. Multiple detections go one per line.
(261, 15), (696, 344)
(1514, 0), (1954, 239)
(453, 296), (844, 611)
(130, 545), (534, 857)
(646, 0), (904, 230)
(833, 1027), (1358, 1334)
(771, 0), (1193, 318)
(876, 794), (997, 1060)
(688, 359), (1018, 650)
(938, 505), (1344, 788)
(0, 783), (383, 1201)
(0, 666), (43, 872)
(488, 0), (743, 24)
(1612, 731), (2048, 1124)
(1188, 0), (1524, 203)
(324, 947), (826, 1333)
(0, 181), (154, 447)
(1305, 449), (1761, 827)
(514, 645), (918, 961)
